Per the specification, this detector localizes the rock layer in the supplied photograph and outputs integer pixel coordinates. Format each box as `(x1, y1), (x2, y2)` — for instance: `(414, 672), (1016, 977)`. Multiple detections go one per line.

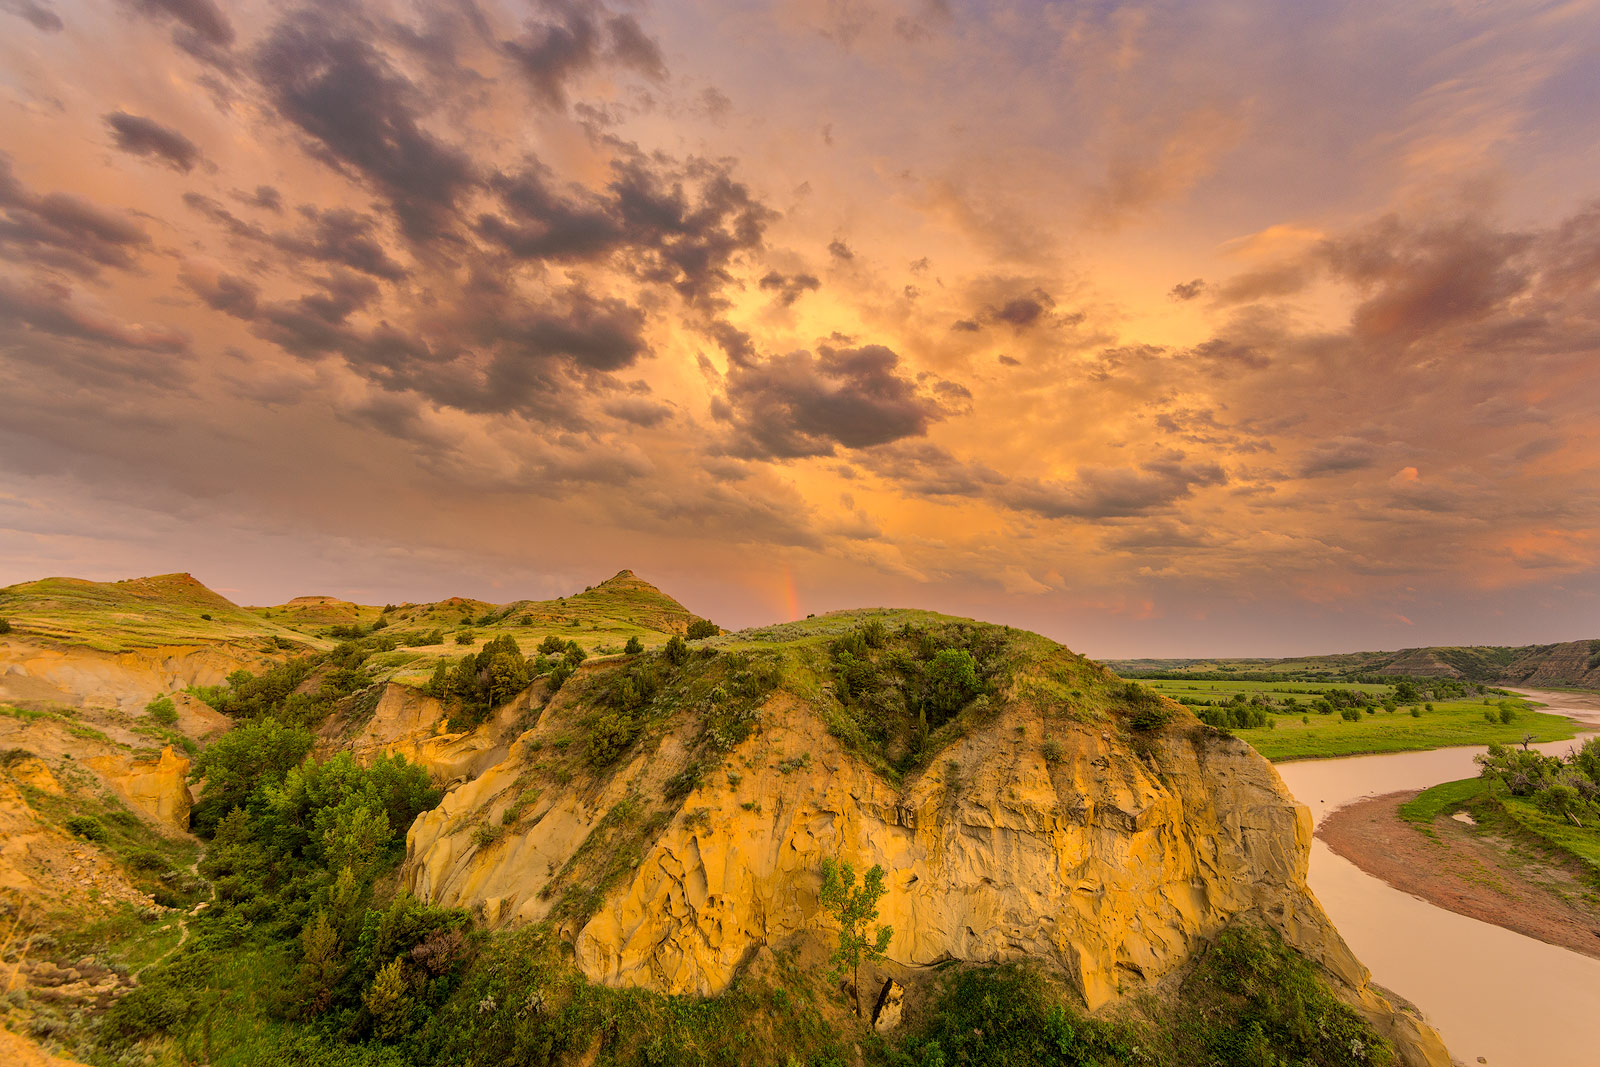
(85, 746), (192, 832)
(406, 672), (1451, 1067)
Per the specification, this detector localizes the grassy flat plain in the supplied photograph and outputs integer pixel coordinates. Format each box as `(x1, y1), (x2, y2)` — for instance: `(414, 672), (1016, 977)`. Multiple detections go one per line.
(1140, 677), (1579, 761)
(1402, 775), (1600, 889)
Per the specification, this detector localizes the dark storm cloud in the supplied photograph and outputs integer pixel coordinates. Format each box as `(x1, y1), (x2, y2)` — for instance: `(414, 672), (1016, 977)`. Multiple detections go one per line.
(998, 459), (1227, 519)
(183, 192), (270, 241)
(477, 166), (623, 261)
(0, 154), (149, 276)
(1321, 217), (1534, 342)
(990, 292), (1051, 328)
(104, 111), (202, 173)
(282, 207), (407, 280)
(118, 0), (234, 63)
(858, 442), (1005, 497)
(1296, 438), (1380, 478)
(505, 2), (667, 109)
(242, 185), (283, 212)
(181, 269), (259, 318)
(0, 277), (187, 353)
(827, 238), (854, 261)
(758, 270), (820, 306)
(255, 11), (476, 244)
(723, 344), (943, 458)
(478, 153), (773, 308)
(608, 152), (775, 307)
(2, 0), (62, 32)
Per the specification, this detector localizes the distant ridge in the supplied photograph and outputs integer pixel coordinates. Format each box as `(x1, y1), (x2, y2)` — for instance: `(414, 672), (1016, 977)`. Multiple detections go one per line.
(1109, 637), (1600, 689)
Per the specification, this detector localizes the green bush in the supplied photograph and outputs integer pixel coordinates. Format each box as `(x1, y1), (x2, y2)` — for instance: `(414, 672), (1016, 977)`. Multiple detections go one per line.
(455, 630), (475, 645)
(624, 635), (644, 655)
(891, 963), (1131, 1066)
(65, 815), (108, 842)
(146, 694), (178, 725)
(0, 618), (11, 634)
(1341, 707), (1362, 722)
(686, 617), (720, 640)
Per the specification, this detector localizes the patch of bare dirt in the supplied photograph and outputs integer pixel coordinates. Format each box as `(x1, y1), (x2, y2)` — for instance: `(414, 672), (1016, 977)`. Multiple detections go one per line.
(1321, 790), (1600, 960)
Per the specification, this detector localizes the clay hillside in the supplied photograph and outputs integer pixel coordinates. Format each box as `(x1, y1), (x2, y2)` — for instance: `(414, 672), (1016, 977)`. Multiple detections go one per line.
(0, 571), (1448, 1067)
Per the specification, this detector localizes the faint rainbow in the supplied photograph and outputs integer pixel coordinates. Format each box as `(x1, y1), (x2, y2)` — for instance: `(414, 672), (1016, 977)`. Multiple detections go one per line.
(782, 563), (800, 621)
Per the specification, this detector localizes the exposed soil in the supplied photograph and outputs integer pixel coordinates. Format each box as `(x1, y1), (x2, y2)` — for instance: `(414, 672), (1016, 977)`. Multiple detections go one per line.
(1320, 790), (1600, 960)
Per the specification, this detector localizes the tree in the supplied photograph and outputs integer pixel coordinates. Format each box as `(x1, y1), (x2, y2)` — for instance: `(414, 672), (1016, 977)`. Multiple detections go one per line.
(190, 718), (315, 836)
(297, 911), (342, 1016)
(818, 859), (893, 1016)
(363, 956), (414, 1040)
(686, 617), (720, 640)
(664, 634), (689, 666)
(923, 649), (980, 725)
(623, 635), (644, 655)
(0, 618), (11, 634)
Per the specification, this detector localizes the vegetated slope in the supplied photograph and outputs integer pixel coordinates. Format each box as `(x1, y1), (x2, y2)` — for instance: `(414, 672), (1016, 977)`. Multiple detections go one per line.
(1110, 637), (1600, 688)
(253, 569), (704, 642)
(0, 574), (306, 653)
(405, 609), (1449, 1066)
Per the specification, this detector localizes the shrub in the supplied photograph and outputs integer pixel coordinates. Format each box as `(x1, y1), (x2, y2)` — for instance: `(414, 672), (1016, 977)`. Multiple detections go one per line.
(1041, 740), (1063, 763)
(539, 634), (567, 654)
(145, 694), (178, 725)
(623, 635), (643, 655)
(455, 630), (475, 646)
(1411, 707), (1422, 718)
(0, 618), (10, 634)
(686, 617), (720, 640)
(664, 634), (689, 666)
(1499, 706), (1516, 724)
(65, 815), (108, 842)
(1340, 707), (1362, 722)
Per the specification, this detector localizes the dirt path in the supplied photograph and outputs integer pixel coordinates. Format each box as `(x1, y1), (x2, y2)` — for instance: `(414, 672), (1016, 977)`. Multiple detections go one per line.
(134, 858), (212, 979)
(1320, 790), (1600, 961)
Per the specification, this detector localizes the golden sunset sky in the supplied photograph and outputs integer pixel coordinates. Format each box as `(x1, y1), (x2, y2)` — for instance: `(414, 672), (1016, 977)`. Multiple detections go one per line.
(2, 0), (1597, 656)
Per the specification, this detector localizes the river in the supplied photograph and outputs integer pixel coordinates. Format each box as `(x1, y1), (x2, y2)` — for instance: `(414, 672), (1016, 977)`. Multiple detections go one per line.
(1275, 689), (1600, 1067)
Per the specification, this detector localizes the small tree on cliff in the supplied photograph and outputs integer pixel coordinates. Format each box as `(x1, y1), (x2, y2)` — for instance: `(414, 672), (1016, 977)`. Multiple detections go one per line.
(819, 858), (893, 1016)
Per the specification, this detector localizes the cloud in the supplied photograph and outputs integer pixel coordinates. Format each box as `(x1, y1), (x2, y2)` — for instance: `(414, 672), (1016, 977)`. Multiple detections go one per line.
(255, 9), (477, 243)
(757, 270), (820, 306)
(104, 111), (202, 172)
(1168, 278), (1205, 301)
(505, 1), (666, 109)
(0, 153), (149, 276)
(0, 277), (187, 353)
(999, 460), (1227, 519)
(118, 0), (234, 61)
(1294, 438), (1380, 478)
(2, 0), (62, 32)
(722, 344), (944, 458)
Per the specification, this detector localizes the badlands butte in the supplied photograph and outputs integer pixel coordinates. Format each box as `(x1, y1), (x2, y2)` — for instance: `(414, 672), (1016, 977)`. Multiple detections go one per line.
(0, 570), (1450, 1066)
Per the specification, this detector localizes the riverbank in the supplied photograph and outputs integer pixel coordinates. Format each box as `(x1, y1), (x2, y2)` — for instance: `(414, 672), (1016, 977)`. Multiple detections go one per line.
(1320, 789), (1600, 961)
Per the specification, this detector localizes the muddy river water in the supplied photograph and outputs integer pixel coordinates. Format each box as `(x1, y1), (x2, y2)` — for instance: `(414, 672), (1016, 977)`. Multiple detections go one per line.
(1275, 689), (1600, 1067)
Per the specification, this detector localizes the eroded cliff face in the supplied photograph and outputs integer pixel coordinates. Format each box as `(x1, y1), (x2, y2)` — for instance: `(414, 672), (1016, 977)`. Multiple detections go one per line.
(320, 682), (535, 788)
(0, 637), (267, 712)
(84, 746), (193, 833)
(404, 647), (1451, 1067)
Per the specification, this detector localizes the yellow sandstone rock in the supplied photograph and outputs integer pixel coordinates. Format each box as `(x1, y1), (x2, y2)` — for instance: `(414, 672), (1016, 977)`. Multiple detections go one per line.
(405, 683), (1451, 1067)
(85, 746), (192, 832)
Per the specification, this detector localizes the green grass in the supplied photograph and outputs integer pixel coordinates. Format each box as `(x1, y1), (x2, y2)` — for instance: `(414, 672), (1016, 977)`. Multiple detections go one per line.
(1399, 777), (1488, 831)
(0, 573), (316, 653)
(1231, 700), (1576, 761)
(1499, 795), (1600, 884)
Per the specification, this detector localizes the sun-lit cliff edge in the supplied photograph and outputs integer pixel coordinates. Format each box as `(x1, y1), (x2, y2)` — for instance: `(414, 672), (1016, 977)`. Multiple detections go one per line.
(401, 610), (1450, 1066)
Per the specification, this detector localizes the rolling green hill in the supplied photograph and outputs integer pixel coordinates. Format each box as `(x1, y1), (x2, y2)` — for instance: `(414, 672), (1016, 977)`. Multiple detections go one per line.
(1108, 638), (1600, 688)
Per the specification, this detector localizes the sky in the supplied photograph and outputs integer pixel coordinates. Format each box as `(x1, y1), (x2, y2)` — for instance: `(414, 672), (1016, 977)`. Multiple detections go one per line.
(1, 0), (1598, 658)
